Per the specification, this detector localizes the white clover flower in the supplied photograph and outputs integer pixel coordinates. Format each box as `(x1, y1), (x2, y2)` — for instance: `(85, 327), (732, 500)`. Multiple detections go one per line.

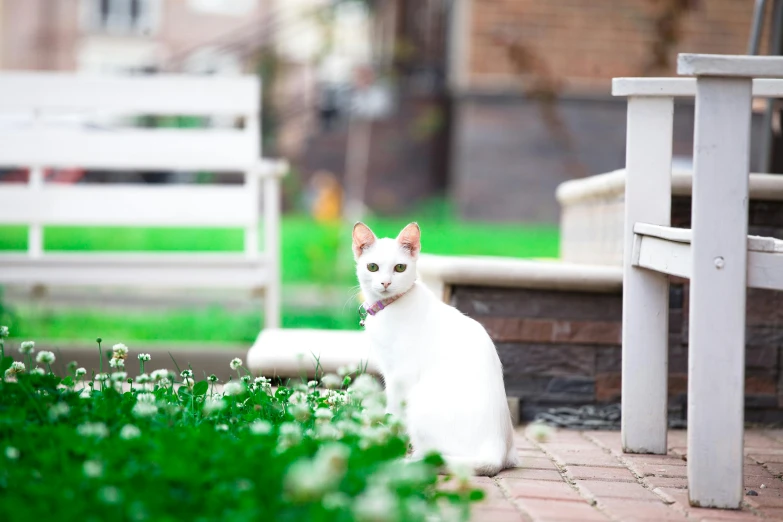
(83, 460), (104, 478)
(180, 369), (193, 378)
(77, 422), (109, 439)
(94, 373), (109, 381)
(315, 423), (341, 441)
(223, 381), (245, 396)
(325, 389), (348, 406)
(132, 402), (158, 418)
(229, 358), (243, 370)
(315, 408), (334, 422)
(278, 422), (303, 449)
(285, 444), (350, 501)
(321, 374), (342, 390)
(249, 420), (273, 436)
(19, 341), (35, 354)
(288, 391), (307, 405)
(10, 361), (25, 374)
(150, 369), (170, 381)
(75, 367), (87, 377)
(182, 377), (194, 389)
(109, 358), (125, 369)
(136, 392), (156, 404)
(136, 373), (151, 384)
(240, 375), (251, 385)
(291, 404), (311, 422)
(348, 374), (381, 398)
(215, 424), (229, 432)
(203, 398), (226, 415)
(79, 387), (91, 400)
(30, 367), (45, 376)
(35, 351), (55, 364)
(525, 421), (554, 443)
(352, 486), (396, 522)
(48, 402), (70, 421)
(208, 374), (218, 383)
(5, 446), (19, 460)
(110, 372), (127, 382)
(137, 353), (151, 361)
(112, 343), (129, 359)
(98, 486), (121, 504)
(0, 326), (8, 338)
(119, 424), (141, 440)
(307, 380), (318, 388)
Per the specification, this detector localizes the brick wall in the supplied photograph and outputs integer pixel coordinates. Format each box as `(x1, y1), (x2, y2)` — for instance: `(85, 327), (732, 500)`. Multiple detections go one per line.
(466, 0), (773, 93)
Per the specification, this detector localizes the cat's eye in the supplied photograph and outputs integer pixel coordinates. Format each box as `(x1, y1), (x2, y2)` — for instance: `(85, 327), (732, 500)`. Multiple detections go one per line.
(367, 263), (379, 272)
(394, 264), (407, 273)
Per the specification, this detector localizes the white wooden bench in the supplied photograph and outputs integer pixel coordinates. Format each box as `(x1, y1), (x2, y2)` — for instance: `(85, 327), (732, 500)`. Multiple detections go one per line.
(618, 54), (783, 508)
(0, 72), (286, 328)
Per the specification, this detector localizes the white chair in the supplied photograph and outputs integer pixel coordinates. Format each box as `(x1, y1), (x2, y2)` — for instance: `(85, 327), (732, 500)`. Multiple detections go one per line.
(619, 54), (783, 508)
(0, 72), (285, 328)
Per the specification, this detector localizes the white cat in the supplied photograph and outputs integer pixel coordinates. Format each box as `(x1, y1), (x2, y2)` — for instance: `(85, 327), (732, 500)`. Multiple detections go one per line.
(353, 221), (519, 476)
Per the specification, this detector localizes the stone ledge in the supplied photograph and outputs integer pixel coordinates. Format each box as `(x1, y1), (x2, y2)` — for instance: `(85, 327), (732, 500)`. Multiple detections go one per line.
(556, 169), (783, 206)
(417, 255), (622, 299)
(246, 328), (378, 378)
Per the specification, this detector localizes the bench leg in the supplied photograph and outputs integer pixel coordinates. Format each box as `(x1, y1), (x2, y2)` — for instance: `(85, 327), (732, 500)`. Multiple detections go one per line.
(621, 97), (674, 455)
(687, 77), (751, 509)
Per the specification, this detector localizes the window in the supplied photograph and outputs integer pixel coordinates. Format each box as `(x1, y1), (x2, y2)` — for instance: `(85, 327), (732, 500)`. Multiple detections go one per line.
(81, 0), (160, 36)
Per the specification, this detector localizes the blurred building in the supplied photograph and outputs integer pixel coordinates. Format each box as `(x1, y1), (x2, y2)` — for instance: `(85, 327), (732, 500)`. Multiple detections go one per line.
(447, 0), (775, 222)
(0, 0), (266, 73)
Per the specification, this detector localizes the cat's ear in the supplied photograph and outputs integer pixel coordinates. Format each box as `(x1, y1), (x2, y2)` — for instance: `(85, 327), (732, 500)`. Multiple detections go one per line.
(397, 222), (421, 257)
(352, 222), (377, 258)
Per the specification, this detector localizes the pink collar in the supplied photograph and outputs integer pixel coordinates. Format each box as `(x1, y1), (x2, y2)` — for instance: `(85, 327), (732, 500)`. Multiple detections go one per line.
(359, 288), (411, 326)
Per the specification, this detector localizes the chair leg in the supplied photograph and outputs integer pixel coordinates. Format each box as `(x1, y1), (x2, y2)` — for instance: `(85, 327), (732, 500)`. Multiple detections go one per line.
(687, 77), (751, 510)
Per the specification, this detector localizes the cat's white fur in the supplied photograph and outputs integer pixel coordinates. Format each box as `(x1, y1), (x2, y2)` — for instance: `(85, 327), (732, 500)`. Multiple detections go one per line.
(353, 221), (518, 476)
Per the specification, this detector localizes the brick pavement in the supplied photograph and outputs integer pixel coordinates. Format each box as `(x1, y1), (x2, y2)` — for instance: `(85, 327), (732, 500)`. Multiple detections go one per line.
(468, 427), (783, 521)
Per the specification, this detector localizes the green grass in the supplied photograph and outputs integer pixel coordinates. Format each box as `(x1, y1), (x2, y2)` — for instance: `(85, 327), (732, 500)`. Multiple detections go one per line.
(3, 305), (358, 344)
(0, 213), (559, 342)
(0, 343), (480, 521)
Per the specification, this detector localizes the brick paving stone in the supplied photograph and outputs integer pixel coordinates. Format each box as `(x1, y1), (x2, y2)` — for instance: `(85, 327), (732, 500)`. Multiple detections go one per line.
(498, 478), (584, 502)
(497, 469), (565, 481)
(582, 431), (623, 451)
(576, 479), (661, 501)
(745, 487), (783, 509)
(517, 456), (560, 470)
(653, 487), (760, 520)
(756, 507), (783, 519)
(622, 454), (688, 467)
(762, 462), (783, 476)
(645, 476), (689, 490)
(470, 507), (527, 522)
(596, 498), (689, 521)
(748, 453), (783, 464)
(514, 498), (610, 521)
(554, 453), (625, 468)
(566, 465), (637, 482)
(629, 462), (688, 478)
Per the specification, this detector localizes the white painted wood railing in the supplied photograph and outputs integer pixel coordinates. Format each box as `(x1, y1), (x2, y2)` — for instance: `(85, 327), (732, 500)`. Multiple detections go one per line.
(617, 54), (783, 509)
(0, 72), (286, 329)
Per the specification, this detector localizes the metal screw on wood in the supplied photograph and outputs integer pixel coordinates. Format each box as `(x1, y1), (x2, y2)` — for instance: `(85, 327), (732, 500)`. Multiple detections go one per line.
(714, 257), (725, 269)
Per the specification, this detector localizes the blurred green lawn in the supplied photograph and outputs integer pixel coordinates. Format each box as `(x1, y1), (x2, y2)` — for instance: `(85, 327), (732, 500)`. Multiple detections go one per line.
(0, 214), (559, 343)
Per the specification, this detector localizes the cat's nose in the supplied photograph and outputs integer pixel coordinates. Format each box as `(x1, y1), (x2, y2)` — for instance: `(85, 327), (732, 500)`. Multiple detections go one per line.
(381, 282), (391, 289)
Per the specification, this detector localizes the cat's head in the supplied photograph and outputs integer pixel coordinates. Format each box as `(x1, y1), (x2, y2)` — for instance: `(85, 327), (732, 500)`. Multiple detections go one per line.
(352, 222), (420, 301)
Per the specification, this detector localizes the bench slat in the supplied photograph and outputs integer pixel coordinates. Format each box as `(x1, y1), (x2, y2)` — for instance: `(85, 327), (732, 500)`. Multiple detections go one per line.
(0, 129), (257, 171)
(0, 253), (269, 288)
(0, 184), (256, 226)
(0, 73), (259, 115)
